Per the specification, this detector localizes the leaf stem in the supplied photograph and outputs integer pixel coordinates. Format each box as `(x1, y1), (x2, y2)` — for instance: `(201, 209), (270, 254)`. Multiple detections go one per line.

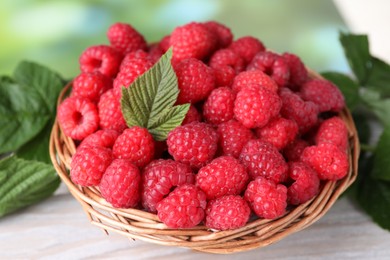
(360, 143), (376, 152)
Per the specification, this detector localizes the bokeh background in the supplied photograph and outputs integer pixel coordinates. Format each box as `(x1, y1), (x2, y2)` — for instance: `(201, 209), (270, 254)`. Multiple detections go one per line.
(0, 0), (350, 78)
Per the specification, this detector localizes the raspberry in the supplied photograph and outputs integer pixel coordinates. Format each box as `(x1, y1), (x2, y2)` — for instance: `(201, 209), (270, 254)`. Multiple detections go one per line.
(107, 22), (147, 55)
(71, 72), (112, 102)
(153, 141), (167, 159)
(113, 126), (155, 168)
(244, 177), (287, 219)
(212, 65), (236, 87)
(169, 22), (216, 62)
(247, 51), (290, 87)
(174, 58), (215, 104)
(113, 57), (153, 98)
(182, 104), (202, 125)
(301, 143), (349, 181)
(315, 117), (348, 151)
(158, 35), (171, 53)
(203, 87), (235, 124)
(57, 96), (99, 140)
(142, 159), (194, 212)
(156, 184), (207, 228)
(239, 139), (288, 183)
(70, 146), (113, 186)
(217, 120), (254, 158)
(78, 129), (120, 149)
(196, 156), (249, 200)
(229, 36), (265, 64)
(256, 117), (298, 150)
(300, 79), (345, 112)
(97, 89), (127, 132)
(204, 21), (233, 48)
(279, 88), (319, 133)
(205, 195), (250, 230)
(282, 52), (308, 90)
(283, 139), (309, 162)
(287, 162), (320, 205)
(79, 45), (122, 78)
(147, 44), (164, 64)
(99, 159), (141, 208)
(120, 50), (149, 69)
(234, 85), (281, 128)
(167, 122), (218, 169)
(232, 70), (278, 94)
(209, 48), (245, 74)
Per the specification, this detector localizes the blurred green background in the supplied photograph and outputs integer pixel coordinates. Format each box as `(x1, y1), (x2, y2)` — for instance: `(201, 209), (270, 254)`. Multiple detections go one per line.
(0, 0), (349, 78)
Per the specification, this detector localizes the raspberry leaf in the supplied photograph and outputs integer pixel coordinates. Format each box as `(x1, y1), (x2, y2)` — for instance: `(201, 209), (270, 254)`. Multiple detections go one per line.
(121, 48), (189, 140)
(0, 155), (60, 217)
(365, 57), (390, 97)
(371, 126), (390, 181)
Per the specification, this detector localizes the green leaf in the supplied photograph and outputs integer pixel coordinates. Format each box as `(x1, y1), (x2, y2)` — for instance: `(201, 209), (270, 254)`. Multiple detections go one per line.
(321, 71), (361, 110)
(365, 57), (390, 97)
(371, 125), (390, 181)
(352, 112), (371, 145)
(149, 104), (190, 141)
(0, 77), (50, 154)
(339, 32), (372, 85)
(360, 88), (390, 126)
(0, 155), (60, 217)
(121, 48), (189, 140)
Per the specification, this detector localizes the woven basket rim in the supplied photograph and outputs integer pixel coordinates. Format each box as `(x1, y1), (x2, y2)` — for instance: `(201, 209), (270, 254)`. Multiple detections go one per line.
(49, 70), (360, 254)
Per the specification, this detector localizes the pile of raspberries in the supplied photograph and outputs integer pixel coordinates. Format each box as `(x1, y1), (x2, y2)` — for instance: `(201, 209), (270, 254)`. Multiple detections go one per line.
(58, 21), (349, 231)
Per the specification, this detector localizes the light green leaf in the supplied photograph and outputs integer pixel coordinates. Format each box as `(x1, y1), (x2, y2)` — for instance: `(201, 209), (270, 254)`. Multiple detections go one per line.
(0, 155), (60, 217)
(371, 125), (390, 181)
(339, 32), (371, 85)
(321, 71), (361, 110)
(360, 89), (390, 126)
(149, 104), (190, 141)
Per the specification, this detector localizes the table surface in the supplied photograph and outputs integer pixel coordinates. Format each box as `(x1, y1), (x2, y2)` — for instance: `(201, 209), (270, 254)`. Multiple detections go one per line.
(1, 183), (389, 260)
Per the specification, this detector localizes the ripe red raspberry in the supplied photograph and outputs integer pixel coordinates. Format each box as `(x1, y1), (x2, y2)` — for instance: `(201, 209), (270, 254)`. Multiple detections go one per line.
(287, 162), (320, 205)
(282, 52), (308, 90)
(205, 195), (250, 230)
(142, 159), (194, 212)
(234, 85), (281, 129)
(57, 96), (99, 140)
(99, 159), (141, 208)
(169, 22), (216, 62)
(209, 48), (245, 74)
(203, 87), (235, 124)
(147, 44), (164, 64)
(217, 120), (254, 158)
(167, 122), (218, 169)
(300, 79), (345, 112)
(239, 139), (288, 183)
(78, 129), (120, 149)
(244, 177), (287, 219)
(70, 146), (113, 186)
(315, 116), (349, 151)
(71, 72), (112, 102)
(174, 58), (215, 104)
(158, 35), (171, 53)
(120, 50), (149, 69)
(279, 88), (319, 133)
(283, 139), (309, 162)
(212, 65), (236, 87)
(107, 22), (147, 55)
(196, 156), (249, 200)
(256, 117), (298, 150)
(79, 45), (122, 78)
(204, 21), (233, 48)
(97, 89), (127, 133)
(301, 143), (349, 180)
(232, 70), (278, 94)
(113, 57), (153, 98)
(247, 51), (290, 87)
(182, 104), (201, 125)
(156, 184), (207, 228)
(229, 36), (265, 64)
(113, 126), (155, 168)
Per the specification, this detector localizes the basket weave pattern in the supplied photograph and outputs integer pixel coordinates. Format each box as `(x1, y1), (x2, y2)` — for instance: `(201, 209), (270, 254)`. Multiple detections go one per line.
(49, 71), (359, 254)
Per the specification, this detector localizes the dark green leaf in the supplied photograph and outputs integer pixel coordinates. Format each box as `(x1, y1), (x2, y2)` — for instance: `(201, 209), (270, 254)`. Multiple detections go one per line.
(0, 77), (50, 154)
(352, 111), (371, 145)
(371, 125), (390, 181)
(13, 61), (64, 114)
(365, 57), (390, 97)
(360, 89), (390, 126)
(321, 71), (361, 110)
(0, 155), (60, 217)
(149, 104), (190, 141)
(339, 32), (371, 85)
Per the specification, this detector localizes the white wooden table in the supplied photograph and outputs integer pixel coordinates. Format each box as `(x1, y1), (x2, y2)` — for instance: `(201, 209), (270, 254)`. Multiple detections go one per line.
(1, 183), (389, 259)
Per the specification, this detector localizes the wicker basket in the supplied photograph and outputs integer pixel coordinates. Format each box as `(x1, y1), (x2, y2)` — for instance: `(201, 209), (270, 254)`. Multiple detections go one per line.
(49, 70), (360, 254)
